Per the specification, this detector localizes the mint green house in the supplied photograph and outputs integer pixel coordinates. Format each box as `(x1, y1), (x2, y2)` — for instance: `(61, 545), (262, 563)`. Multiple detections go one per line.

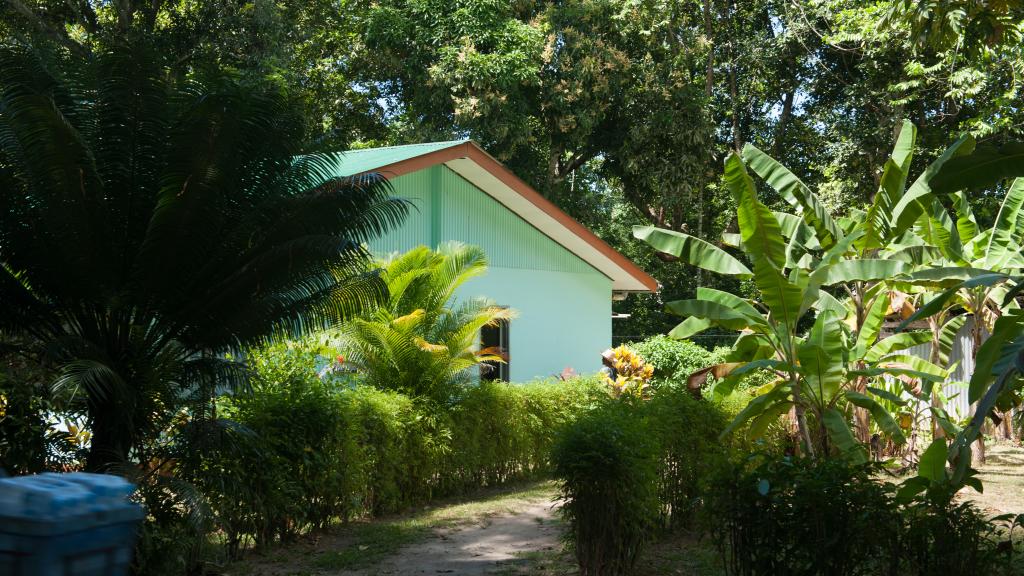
(334, 141), (657, 380)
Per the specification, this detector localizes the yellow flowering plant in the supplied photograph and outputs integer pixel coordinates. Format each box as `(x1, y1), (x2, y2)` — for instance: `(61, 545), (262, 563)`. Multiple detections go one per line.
(603, 346), (654, 399)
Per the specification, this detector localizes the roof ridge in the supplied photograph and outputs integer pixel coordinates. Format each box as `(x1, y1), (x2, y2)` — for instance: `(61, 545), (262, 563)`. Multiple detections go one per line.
(344, 139), (469, 153)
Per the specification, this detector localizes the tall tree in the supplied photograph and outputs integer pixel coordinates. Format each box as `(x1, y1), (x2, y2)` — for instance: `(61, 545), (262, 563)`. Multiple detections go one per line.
(0, 43), (407, 470)
(9, 0), (1020, 343)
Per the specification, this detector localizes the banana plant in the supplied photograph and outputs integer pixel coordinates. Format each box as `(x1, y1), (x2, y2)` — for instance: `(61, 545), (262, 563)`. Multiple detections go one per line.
(891, 178), (1024, 462)
(898, 179), (1024, 340)
(634, 122), (971, 456)
(635, 151), (949, 459)
(634, 121), (1024, 461)
(898, 307), (1024, 500)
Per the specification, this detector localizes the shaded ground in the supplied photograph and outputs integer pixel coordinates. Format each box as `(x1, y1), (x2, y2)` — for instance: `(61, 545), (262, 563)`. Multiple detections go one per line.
(964, 442), (1024, 515)
(227, 481), (570, 576)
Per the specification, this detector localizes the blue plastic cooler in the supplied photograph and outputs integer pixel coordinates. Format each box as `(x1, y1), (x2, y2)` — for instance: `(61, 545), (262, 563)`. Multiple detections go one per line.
(0, 472), (144, 576)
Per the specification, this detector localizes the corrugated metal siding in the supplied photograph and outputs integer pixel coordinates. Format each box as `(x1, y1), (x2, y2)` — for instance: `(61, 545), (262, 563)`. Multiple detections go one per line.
(368, 169), (432, 254)
(902, 317), (982, 420)
(370, 165), (599, 275)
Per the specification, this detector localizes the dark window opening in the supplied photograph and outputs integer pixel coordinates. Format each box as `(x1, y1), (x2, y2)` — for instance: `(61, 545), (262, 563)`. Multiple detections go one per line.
(480, 319), (510, 382)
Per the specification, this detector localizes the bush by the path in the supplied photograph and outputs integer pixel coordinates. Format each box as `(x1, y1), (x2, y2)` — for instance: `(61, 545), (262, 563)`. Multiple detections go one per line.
(553, 399), (660, 576)
(552, 387), (732, 575)
(644, 385), (729, 529)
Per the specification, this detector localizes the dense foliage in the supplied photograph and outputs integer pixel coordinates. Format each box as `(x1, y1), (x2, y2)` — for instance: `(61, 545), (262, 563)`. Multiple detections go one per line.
(6, 1), (1021, 340)
(626, 335), (715, 388)
(706, 456), (1012, 576)
(639, 118), (1024, 465)
(136, 341), (605, 574)
(0, 44), (407, 472)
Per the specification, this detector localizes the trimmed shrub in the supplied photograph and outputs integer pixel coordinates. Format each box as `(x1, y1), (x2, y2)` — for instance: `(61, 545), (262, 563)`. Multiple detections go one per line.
(553, 387), (731, 575)
(553, 399), (660, 576)
(159, 354), (607, 570)
(344, 385), (443, 515)
(195, 352), (360, 555)
(643, 386), (728, 529)
(440, 377), (605, 494)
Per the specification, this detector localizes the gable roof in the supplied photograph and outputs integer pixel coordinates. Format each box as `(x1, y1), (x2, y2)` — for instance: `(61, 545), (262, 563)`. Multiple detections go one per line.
(336, 141), (658, 293)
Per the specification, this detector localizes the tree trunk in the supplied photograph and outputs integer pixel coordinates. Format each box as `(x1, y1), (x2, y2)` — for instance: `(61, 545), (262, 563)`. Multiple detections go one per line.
(852, 283), (871, 444)
(928, 317), (946, 440)
(970, 314), (986, 465)
(85, 398), (131, 472)
(853, 375), (871, 444)
(792, 376), (815, 458)
(772, 88), (795, 157)
(698, 0), (712, 289)
(728, 43), (741, 151)
(703, 0), (714, 98)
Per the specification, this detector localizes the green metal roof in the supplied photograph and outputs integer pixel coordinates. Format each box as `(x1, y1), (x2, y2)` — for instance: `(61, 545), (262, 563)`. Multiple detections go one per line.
(333, 140), (469, 177)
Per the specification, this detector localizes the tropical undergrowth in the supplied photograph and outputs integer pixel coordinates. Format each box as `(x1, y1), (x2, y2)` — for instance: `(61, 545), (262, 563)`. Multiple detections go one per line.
(134, 340), (606, 575)
(705, 455), (1022, 576)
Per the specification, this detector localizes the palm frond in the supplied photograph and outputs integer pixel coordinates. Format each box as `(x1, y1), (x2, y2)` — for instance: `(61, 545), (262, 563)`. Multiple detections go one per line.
(51, 359), (129, 404)
(340, 244), (514, 402)
(0, 43), (407, 470)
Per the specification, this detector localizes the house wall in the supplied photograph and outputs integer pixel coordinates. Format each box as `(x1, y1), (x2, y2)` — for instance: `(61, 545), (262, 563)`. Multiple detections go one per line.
(368, 164), (613, 380)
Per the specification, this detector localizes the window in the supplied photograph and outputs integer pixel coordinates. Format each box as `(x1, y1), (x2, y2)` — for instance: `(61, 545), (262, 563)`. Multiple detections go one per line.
(480, 318), (510, 382)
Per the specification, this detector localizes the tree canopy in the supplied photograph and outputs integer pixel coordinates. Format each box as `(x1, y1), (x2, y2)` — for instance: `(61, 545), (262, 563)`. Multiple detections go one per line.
(3, 0), (1022, 339)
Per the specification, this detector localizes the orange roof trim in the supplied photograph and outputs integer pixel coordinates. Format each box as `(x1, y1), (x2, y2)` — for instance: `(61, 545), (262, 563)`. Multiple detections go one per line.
(360, 141), (658, 293)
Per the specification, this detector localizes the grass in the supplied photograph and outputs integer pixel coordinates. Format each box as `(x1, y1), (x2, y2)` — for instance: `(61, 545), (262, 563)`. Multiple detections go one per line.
(964, 442), (1024, 515)
(633, 533), (724, 576)
(227, 480), (558, 575)
(311, 522), (422, 571)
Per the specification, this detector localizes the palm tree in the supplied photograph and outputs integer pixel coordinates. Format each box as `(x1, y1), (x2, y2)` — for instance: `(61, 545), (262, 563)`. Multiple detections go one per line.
(340, 243), (514, 403)
(0, 44), (407, 471)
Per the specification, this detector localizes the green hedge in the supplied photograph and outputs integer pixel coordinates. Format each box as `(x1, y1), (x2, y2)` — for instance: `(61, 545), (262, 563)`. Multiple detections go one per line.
(552, 387), (732, 576)
(155, 344), (606, 569)
(185, 350), (363, 556)
(438, 378), (606, 494)
(553, 399), (660, 576)
(644, 385), (729, 530)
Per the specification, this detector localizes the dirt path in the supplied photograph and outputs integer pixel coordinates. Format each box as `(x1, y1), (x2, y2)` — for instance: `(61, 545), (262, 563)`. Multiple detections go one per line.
(228, 482), (572, 576)
(349, 499), (563, 576)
